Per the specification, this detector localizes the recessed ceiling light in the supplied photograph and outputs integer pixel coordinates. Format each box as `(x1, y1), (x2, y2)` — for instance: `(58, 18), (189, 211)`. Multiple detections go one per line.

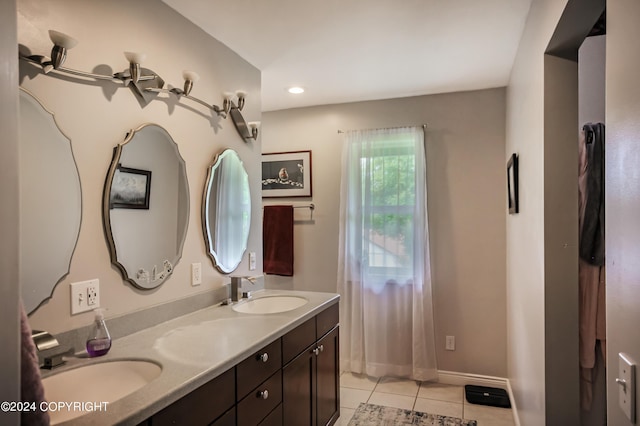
(288, 86), (304, 94)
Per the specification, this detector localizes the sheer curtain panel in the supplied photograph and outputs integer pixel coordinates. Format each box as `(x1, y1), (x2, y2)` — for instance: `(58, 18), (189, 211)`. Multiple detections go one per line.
(337, 126), (437, 381)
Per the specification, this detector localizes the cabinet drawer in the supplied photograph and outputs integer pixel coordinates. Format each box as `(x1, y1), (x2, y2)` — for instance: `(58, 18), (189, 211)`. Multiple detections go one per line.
(316, 303), (339, 339)
(151, 367), (235, 426)
(237, 338), (282, 400)
(237, 371), (282, 426)
(282, 317), (316, 365)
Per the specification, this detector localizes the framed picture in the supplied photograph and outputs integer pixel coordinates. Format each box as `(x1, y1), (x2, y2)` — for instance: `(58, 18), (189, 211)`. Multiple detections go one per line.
(507, 153), (519, 214)
(262, 150), (312, 198)
(110, 165), (152, 209)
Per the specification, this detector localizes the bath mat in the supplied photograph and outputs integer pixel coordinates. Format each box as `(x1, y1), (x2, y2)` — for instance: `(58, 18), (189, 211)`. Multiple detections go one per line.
(348, 403), (477, 426)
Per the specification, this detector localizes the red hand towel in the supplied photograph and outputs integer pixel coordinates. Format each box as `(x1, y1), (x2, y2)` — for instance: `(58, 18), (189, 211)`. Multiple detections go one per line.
(263, 205), (294, 276)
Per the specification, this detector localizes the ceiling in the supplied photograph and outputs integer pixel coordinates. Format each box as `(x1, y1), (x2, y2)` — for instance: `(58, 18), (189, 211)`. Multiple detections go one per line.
(162, 0), (533, 112)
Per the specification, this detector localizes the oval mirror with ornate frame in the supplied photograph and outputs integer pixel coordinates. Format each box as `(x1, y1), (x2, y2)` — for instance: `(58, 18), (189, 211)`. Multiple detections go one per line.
(202, 149), (251, 273)
(103, 124), (189, 289)
(19, 88), (82, 314)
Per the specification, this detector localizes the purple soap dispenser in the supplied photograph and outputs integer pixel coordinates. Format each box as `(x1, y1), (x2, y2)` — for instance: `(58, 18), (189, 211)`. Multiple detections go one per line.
(86, 308), (111, 357)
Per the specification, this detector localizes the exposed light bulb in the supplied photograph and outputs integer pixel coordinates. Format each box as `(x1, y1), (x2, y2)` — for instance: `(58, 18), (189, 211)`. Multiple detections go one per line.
(182, 70), (199, 96)
(48, 30), (78, 70)
(48, 30), (78, 49)
(124, 51), (146, 64)
(236, 90), (247, 110)
(123, 52), (146, 84)
(182, 70), (200, 82)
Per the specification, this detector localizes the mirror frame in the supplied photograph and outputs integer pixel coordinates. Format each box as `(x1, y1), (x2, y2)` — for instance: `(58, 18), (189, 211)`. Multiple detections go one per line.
(102, 123), (189, 289)
(201, 148), (251, 274)
(19, 87), (83, 314)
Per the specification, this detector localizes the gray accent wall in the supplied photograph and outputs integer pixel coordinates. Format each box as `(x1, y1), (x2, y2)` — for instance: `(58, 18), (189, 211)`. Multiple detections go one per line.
(606, 1), (640, 424)
(262, 88), (508, 378)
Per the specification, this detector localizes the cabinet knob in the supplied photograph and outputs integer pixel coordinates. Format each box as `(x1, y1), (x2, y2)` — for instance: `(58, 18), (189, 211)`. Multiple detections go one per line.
(257, 353), (269, 363)
(312, 348), (320, 356)
(257, 389), (269, 400)
(318, 344), (324, 353)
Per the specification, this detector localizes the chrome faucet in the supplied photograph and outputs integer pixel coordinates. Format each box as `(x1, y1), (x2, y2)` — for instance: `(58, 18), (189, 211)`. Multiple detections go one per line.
(229, 276), (256, 302)
(31, 330), (71, 369)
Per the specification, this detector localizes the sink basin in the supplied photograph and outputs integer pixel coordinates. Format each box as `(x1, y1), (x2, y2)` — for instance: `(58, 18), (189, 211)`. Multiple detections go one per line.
(232, 296), (308, 314)
(154, 316), (288, 367)
(42, 360), (161, 424)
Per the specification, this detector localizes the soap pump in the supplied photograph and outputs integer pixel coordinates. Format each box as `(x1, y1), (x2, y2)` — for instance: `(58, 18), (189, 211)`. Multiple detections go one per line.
(86, 308), (111, 357)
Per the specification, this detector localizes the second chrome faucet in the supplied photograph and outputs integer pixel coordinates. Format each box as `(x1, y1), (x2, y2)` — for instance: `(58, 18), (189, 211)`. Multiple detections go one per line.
(229, 276), (257, 303)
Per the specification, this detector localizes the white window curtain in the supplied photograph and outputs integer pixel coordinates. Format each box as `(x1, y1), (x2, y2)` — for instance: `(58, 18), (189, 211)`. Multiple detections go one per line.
(337, 126), (437, 381)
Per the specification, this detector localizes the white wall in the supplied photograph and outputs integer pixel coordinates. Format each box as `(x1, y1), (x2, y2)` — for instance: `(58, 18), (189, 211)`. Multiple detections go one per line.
(506, 1), (569, 424)
(0, 0), (21, 423)
(579, 35), (606, 126)
(605, 1), (640, 424)
(262, 88), (507, 377)
(18, 0), (262, 334)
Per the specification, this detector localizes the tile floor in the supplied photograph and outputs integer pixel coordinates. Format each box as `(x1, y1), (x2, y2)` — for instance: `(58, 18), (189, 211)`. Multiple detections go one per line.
(336, 372), (515, 426)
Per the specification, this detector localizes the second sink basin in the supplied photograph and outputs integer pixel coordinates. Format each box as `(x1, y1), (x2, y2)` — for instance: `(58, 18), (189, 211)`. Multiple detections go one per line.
(42, 359), (161, 424)
(232, 295), (308, 314)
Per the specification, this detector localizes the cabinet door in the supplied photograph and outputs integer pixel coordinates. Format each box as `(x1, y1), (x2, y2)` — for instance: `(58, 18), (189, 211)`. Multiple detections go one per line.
(151, 368), (235, 426)
(283, 345), (317, 426)
(316, 327), (339, 426)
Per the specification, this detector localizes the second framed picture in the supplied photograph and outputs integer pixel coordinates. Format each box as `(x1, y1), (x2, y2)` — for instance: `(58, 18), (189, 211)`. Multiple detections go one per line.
(262, 150), (312, 198)
(507, 153), (519, 214)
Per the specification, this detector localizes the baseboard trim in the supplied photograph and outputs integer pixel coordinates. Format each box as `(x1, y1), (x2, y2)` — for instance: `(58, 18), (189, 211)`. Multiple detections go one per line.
(437, 370), (508, 388)
(437, 370), (520, 426)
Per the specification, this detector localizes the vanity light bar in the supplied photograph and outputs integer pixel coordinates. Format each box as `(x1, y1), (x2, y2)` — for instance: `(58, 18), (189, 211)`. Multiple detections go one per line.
(19, 30), (259, 141)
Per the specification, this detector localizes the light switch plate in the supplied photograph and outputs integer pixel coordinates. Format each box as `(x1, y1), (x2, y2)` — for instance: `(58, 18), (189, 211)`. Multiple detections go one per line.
(70, 279), (100, 315)
(191, 263), (202, 286)
(249, 252), (256, 271)
(618, 352), (636, 422)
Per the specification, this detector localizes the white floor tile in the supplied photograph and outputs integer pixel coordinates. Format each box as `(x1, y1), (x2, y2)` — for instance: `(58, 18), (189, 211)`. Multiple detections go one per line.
(367, 391), (415, 411)
(418, 382), (463, 403)
(374, 377), (420, 397)
(340, 372), (379, 391)
(414, 397), (463, 419)
(464, 403), (515, 426)
(340, 387), (372, 409)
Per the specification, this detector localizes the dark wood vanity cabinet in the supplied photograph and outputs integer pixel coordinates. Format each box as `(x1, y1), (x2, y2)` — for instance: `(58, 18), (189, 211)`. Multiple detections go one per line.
(147, 302), (339, 426)
(150, 367), (235, 426)
(282, 304), (340, 426)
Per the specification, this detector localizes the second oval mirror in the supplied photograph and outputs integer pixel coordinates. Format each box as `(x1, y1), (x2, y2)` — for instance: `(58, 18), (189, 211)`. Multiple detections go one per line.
(203, 149), (251, 273)
(103, 124), (189, 289)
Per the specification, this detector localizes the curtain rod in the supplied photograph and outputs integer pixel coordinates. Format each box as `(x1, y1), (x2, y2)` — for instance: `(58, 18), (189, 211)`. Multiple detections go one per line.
(262, 203), (315, 210)
(337, 124), (427, 134)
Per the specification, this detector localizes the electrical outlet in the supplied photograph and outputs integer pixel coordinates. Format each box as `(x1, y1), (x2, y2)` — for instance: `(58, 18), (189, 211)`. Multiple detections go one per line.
(446, 335), (456, 351)
(87, 282), (99, 307)
(191, 263), (202, 286)
(70, 279), (100, 315)
(249, 252), (256, 271)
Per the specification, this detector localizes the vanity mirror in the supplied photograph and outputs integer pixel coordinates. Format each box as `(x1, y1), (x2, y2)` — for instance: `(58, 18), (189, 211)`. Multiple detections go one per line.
(19, 88), (82, 314)
(203, 149), (251, 273)
(103, 124), (189, 289)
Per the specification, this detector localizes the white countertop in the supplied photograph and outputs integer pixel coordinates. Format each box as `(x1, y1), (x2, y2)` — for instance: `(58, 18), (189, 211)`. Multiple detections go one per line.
(46, 289), (339, 425)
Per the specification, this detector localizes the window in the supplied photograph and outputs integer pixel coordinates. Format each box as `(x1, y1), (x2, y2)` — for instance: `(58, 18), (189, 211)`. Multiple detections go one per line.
(341, 127), (426, 292)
